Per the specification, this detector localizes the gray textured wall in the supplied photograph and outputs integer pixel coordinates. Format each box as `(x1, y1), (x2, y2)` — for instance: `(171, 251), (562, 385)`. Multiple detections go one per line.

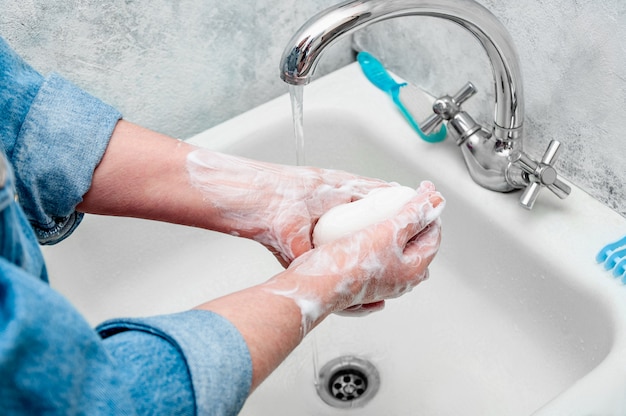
(0, 0), (353, 136)
(1, 1), (624, 217)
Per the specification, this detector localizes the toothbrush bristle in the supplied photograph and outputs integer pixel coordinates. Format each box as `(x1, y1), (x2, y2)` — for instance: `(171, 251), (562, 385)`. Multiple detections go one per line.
(597, 236), (626, 281)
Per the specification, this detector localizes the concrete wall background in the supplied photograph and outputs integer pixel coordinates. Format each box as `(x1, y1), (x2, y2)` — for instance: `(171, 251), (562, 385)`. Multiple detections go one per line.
(0, 0), (353, 137)
(1, 0), (624, 217)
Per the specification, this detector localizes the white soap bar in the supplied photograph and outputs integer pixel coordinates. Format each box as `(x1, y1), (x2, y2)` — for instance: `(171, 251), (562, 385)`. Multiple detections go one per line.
(313, 186), (417, 246)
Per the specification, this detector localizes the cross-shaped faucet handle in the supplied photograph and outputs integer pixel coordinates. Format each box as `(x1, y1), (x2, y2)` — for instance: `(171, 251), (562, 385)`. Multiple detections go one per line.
(510, 140), (571, 209)
(420, 82), (477, 135)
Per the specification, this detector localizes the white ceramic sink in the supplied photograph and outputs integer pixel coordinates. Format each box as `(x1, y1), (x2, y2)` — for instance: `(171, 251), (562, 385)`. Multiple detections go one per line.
(43, 63), (626, 415)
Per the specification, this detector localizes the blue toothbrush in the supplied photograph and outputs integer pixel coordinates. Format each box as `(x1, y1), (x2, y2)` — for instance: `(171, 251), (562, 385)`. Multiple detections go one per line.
(357, 51), (447, 143)
(596, 235), (626, 281)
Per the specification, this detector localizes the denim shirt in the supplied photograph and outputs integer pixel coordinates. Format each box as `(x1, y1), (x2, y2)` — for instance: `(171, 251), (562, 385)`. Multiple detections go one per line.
(0, 37), (252, 415)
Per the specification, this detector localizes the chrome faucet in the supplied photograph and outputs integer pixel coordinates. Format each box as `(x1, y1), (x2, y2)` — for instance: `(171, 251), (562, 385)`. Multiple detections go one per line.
(279, 0), (571, 209)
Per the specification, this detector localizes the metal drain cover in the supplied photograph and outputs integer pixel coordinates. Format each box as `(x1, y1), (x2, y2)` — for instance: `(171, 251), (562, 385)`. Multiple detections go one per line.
(316, 356), (380, 408)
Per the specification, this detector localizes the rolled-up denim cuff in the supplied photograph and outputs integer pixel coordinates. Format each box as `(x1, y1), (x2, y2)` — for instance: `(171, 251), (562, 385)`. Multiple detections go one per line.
(11, 73), (122, 244)
(97, 310), (252, 416)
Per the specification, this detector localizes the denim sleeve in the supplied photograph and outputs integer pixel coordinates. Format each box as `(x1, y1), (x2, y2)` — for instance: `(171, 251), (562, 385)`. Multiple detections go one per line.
(0, 37), (121, 244)
(0, 257), (252, 415)
(0, 258), (137, 414)
(98, 311), (253, 416)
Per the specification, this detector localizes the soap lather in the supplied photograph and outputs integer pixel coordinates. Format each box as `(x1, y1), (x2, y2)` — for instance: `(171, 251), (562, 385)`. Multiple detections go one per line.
(313, 184), (439, 316)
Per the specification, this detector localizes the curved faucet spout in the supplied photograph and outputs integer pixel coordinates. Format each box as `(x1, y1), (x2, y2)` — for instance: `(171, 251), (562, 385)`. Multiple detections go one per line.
(281, 0), (571, 209)
(279, 0), (524, 140)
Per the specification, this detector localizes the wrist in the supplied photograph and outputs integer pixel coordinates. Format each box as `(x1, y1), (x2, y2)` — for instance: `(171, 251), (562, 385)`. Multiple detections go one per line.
(185, 148), (309, 256)
(261, 265), (350, 332)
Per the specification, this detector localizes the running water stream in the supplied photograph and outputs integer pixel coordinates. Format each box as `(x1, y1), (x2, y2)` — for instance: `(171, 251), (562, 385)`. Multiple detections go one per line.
(288, 84), (322, 386)
(289, 85), (306, 166)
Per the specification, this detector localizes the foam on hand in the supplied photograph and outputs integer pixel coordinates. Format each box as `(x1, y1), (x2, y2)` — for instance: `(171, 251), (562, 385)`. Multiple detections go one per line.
(313, 185), (418, 246)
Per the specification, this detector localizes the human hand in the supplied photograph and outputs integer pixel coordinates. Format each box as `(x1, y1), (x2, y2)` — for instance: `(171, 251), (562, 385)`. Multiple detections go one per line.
(262, 182), (444, 334)
(186, 149), (389, 266)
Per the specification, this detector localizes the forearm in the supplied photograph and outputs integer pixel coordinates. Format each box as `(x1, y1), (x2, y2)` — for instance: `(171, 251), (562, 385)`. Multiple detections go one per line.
(194, 281), (320, 392)
(82, 121), (317, 390)
(79, 121), (205, 225)
(194, 265), (351, 391)
(79, 119), (390, 262)
(79, 120), (265, 237)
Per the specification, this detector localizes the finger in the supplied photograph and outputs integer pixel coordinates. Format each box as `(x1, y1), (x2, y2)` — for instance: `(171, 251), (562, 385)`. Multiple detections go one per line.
(393, 192), (445, 245)
(268, 247), (290, 268)
(288, 232), (313, 260)
(403, 220), (442, 271)
(416, 180), (436, 194)
(335, 300), (386, 316)
(347, 181), (397, 202)
(321, 169), (394, 201)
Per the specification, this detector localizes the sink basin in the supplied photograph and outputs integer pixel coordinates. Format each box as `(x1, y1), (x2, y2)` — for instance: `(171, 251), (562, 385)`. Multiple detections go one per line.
(42, 63), (626, 415)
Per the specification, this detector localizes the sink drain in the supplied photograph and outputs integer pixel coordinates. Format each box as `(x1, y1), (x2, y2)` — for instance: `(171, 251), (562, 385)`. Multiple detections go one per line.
(316, 356), (380, 408)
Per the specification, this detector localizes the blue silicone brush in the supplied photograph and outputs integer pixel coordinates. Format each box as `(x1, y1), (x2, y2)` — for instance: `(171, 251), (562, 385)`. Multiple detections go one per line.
(357, 51), (447, 143)
(596, 235), (626, 281)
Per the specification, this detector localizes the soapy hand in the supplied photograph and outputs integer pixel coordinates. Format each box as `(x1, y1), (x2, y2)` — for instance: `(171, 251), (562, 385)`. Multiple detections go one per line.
(186, 149), (389, 266)
(264, 182), (444, 334)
